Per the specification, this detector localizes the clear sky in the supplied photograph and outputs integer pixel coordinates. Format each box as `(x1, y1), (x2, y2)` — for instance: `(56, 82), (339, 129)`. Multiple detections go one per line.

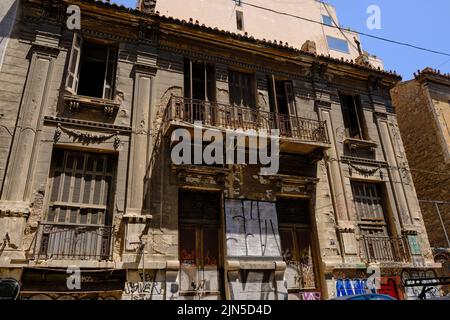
(112, 0), (450, 80)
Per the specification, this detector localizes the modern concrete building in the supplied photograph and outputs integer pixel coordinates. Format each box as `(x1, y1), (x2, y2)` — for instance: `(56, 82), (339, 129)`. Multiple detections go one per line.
(0, 0), (440, 300)
(392, 68), (450, 293)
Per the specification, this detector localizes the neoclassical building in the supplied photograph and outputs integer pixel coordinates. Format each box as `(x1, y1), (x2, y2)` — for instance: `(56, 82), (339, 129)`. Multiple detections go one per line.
(0, 0), (440, 300)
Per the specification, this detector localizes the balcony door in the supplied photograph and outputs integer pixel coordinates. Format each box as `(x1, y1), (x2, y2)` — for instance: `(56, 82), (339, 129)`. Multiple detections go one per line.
(228, 70), (257, 129)
(269, 78), (298, 137)
(277, 199), (319, 299)
(38, 149), (117, 260)
(179, 190), (223, 299)
(184, 59), (216, 123)
(351, 182), (402, 262)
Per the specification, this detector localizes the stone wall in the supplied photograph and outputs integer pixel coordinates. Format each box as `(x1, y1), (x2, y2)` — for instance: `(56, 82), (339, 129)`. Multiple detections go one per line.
(392, 78), (450, 249)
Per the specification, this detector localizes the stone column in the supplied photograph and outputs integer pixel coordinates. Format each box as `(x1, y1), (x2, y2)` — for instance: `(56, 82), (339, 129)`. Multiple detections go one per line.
(0, 41), (58, 258)
(375, 112), (413, 227)
(316, 99), (350, 222)
(126, 63), (156, 216)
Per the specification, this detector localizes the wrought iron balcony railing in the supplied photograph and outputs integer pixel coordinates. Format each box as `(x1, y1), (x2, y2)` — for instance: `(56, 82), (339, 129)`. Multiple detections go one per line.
(164, 96), (329, 144)
(362, 235), (412, 263)
(34, 222), (114, 261)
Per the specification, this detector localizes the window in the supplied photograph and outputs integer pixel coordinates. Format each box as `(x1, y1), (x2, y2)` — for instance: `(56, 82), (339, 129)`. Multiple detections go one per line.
(326, 36), (349, 53)
(228, 70), (255, 109)
(66, 33), (117, 99)
(46, 149), (117, 225)
(278, 153), (316, 177)
(236, 11), (244, 31)
(267, 78), (298, 136)
(184, 59), (216, 101)
(322, 15), (333, 26)
(268, 79), (296, 116)
(179, 191), (223, 297)
(39, 149), (117, 260)
(277, 199), (318, 292)
(351, 182), (386, 221)
(339, 93), (366, 140)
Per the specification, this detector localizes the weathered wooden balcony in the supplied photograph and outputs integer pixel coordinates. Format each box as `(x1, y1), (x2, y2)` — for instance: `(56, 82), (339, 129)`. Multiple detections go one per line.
(34, 222), (114, 261)
(362, 235), (412, 264)
(163, 96), (330, 152)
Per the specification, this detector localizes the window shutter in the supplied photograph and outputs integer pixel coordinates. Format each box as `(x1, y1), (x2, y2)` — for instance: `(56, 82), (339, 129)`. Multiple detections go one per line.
(103, 47), (117, 100)
(285, 81), (297, 117)
(66, 32), (83, 94)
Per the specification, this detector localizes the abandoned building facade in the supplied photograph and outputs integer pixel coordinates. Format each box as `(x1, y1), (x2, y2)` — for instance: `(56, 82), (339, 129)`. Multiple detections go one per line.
(392, 68), (450, 292)
(0, 0), (440, 300)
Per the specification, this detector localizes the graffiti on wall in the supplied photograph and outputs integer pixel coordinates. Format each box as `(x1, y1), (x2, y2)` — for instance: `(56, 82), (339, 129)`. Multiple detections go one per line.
(401, 269), (441, 300)
(378, 277), (403, 300)
(335, 278), (375, 297)
(22, 293), (118, 300)
(228, 270), (279, 300)
(122, 270), (164, 300)
(225, 199), (281, 257)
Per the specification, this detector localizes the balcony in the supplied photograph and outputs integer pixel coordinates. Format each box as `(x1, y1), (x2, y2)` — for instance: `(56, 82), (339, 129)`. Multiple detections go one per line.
(163, 96), (330, 153)
(34, 222), (114, 261)
(362, 235), (412, 264)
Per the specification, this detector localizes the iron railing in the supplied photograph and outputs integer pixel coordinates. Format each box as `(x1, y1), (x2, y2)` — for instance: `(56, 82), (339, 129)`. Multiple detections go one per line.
(34, 222), (114, 261)
(362, 235), (412, 263)
(165, 96), (329, 144)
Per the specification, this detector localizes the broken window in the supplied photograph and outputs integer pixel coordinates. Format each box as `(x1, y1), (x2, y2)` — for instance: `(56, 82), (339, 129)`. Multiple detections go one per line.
(179, 191), (223, 297)
(66, 33), (117, 99)
(183, 59), (216, 122)
(277, 199), (318, 293)
(268, 79), (297, 116)
(268, 77), (298, 136)
(184, 59), (216, 101)
(340, 93), (366, 139)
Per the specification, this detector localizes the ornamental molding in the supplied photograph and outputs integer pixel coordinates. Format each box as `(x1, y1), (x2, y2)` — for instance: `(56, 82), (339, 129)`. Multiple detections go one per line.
(54, 123), (121, 149)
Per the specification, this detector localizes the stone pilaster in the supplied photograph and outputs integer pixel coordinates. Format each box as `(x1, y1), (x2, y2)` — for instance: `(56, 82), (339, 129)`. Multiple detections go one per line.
(0, 37), (59, 261)
(126, 63), (156, 216)
(374, 112), (413, 228)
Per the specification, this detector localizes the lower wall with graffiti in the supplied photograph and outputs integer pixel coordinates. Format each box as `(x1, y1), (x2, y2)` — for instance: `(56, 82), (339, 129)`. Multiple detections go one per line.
(326, 268), (442, 300)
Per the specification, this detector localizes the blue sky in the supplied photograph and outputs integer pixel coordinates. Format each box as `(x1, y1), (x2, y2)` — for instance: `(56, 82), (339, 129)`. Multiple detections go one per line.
(112, 0), (450, 80)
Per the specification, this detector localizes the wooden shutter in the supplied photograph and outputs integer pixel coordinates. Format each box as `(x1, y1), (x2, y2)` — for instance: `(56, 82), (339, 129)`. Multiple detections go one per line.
(284, 81), (297, 117)
(103, 47), (117, 100)
(351, 182), (386, 221)
(65, 32), (83, 94)
(47, 150), (116, 226)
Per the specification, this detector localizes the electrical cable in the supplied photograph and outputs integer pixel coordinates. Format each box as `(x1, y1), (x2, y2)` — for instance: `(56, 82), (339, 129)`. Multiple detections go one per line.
(236, 0), (450, 58)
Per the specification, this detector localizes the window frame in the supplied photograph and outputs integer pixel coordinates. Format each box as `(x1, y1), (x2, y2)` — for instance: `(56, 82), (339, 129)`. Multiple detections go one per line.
(228, 69), (256, 109)
(236, 10), (244, 31)
(65, 32), (118, 100)
(322, 15), (334, 27)
(339, 93), (367, 140)
(277, 198), (319, 292)
(45, 149), (117, 227)
(326, 36), (350, 54)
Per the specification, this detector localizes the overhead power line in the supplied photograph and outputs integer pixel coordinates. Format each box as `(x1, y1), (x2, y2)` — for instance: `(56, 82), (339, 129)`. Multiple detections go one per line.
(237, 0), (450, 58)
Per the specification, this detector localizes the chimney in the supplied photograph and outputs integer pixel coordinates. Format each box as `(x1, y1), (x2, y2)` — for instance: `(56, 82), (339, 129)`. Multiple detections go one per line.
(138, 0), (156, 14)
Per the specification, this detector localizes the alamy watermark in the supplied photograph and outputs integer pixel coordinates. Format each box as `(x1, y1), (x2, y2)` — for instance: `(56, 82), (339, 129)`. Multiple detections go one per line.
(367, 5), (382, 30)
